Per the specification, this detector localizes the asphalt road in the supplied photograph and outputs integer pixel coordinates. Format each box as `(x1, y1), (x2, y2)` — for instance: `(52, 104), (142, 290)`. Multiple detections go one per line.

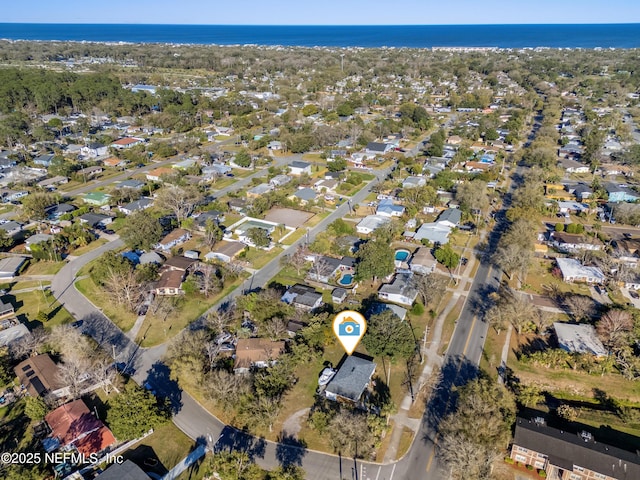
(50, 142), (523, 479)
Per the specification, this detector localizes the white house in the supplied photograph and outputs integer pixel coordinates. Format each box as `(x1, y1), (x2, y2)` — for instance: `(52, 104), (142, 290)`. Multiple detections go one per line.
(80, 143), (108, 158)
(556, 258), (605, 284)
(288, 161), (311, 176)
(356, 215), (390, 235)
(378, 273), (418, 306)
(376, 199), (405, 217)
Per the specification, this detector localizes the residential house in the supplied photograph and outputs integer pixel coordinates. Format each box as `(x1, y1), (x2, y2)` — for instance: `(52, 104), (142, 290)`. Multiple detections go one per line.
(571, 183), (593, 201)
(102, 156), (128, 168)
(0, 300), (15, 319)
(234, 338), (285, 374)
(247, 183), (273, 198)
(81, 143), (108, 158)
(96, 460), (149, 480)
(313, 178), (339, 194)
(288, 161), (312, 176)
(291, 188), (317, 205)
(37, 176), (69, 189)
(162, 255), (197, 272)
(139, 251), (164, 265)
(79, 213), (112, 229)
(556, 258), (605, 284)
(119, 197), (153, 215)
(376, 199), (405, 217)
(25, 233), (53, 251)
(307, 255), (343, 283)
(172, 158), (197, 170)
(267, 141), (283, 151)
(557, 201), (590, 215)
(324, 355), (376, 404)
(281, 283), (324, 310)
(14, 354), (69, 399)
(155, 228), (191, 251)
(44, 399), (116, 456)
(204, 241), (246, 263)
(365, 142), (393, 155)
(83, 192), (111, 206)
(0, 221), (23, 237)
(77, 165), (103, 179)
(436, 208), (462, 228)
(0, 256), (28, 278)
(356, 215), (391, 235)
(604, 182), (640, 203)
(0, 318), (30, 348)
(194, 211), (225, 230)
(146, 167), (174, 182)
(45, 203), (76, 220)
(131, 84), (157, 94)
(118, 179), (144, 190)
(227, 198), (247, 213)
(111, 137), (143, 149)
(612, 237), (640, 267)
(331, 287), (348, 304)
(154, 269), (185, 296)
(550, 232), (602, 253)
(234, 220), (276, 245)
(269, 174), (292, 188)
(378, 273), (418, 307)
(409, 247), (437, 275)
(402, 176), (426, 189)
(559, 157), (590, 174)
(33, 153), (55, 167)
(0, 188), (28, 203)
(202, 163), (232, 180)
(510, 416), (640, 480)
(553, 322), (607, 357)
(412, 222), (452, 245)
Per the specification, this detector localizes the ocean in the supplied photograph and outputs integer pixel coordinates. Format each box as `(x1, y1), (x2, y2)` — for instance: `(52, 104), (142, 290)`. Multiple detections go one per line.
(0, 23), (639, 49)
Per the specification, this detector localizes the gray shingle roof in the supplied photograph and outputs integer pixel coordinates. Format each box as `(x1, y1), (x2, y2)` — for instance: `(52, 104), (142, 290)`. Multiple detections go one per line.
(326, 355), (376, 402)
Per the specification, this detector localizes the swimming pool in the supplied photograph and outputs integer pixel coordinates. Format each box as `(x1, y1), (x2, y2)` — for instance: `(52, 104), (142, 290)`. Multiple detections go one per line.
(395, 249), (410, 262)
(338, 274), (354, 286)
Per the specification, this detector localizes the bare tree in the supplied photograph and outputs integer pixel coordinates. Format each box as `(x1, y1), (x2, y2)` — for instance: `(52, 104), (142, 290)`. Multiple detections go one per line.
(206, 302), (236, 334)
(155, 185), (203, 223)
(194, 263), (222, 298)
(413, 272), (448, 306)
(102, 266), (144, 312)
(486, 289), (540, 335)
(289, 245), (309, 275)
(206, 369), (251, 407)
(91, 358), (120, 395)
(10, 327), (48, 360)
(264, 316), (288, 340)
(564, 294), (596, 322)
(57, 358), (91, 399)
(597, 309), (633, 349)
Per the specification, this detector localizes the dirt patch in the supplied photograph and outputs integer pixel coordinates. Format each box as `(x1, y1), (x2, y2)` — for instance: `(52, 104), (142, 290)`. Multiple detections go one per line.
(281, 408), (310, 438)
(264, 208), (314, 229)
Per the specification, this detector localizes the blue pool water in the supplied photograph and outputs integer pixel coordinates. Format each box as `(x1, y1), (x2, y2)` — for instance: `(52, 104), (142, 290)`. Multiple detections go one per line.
(339, 274), (354, 286)
(395, 250), (410, 262)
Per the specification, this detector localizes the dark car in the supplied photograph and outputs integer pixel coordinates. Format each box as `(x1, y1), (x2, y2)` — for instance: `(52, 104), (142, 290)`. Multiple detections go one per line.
(103, 229), (115, 235)
(630, 290), (639, 299)
(138, 305), (148, 316)
(71, 320), (83, 328)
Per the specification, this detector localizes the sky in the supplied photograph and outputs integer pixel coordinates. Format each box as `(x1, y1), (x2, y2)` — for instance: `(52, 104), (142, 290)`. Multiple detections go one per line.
(3, 0), (640, 25)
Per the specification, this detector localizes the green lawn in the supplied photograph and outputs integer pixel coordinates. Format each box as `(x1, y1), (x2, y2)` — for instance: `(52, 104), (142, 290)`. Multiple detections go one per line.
(75, 277), (137, 332)
(22, 260), (65, 276)
(70, 238), (108, 256)
(6, 289), (73, 330)
(240, 246), (283, 270)
(121, 422), (197, 478)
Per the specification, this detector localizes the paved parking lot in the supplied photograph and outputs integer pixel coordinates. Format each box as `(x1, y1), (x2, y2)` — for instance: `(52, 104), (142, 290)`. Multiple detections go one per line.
(264, 207), (315, 228)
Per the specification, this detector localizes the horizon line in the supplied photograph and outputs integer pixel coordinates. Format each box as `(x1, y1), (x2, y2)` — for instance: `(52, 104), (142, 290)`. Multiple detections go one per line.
(2, 21), (640, 27)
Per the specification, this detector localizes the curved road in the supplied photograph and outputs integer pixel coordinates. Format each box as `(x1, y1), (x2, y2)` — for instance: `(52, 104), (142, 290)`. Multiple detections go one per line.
(51, 145), (522, 479)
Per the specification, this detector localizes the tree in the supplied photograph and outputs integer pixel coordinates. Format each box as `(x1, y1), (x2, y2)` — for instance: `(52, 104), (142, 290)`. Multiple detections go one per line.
(155, 185), (203, 223)
(455, 180), (489, 213)
(204, 218), (223, 248)
(413, 272), (448, 307)
(438, 378), (516, 480)
(597, 309), (633, 350)
(515, 384), (544, 408)
(326, 156), (347, 172)
(266, 465), (306, 480)
(564, 294), (596, 322)
(234, 149), (252, 167)
(362, 309), (416, 382)
(246, 227), (271, 248)
(206, 369), (251, 408)
(21, 192), (59, 220)
(24, 396), (49, 421)
(119, 212), (163, 250)
(435, 244), (460, 272)
(486, 288), (539, 335)
(0, 229), (14, 250)
(355, 239), (394, 282)
(166, 329), (209, 383)
(106, 383), (168, 440)
(327, 410), (375, 458)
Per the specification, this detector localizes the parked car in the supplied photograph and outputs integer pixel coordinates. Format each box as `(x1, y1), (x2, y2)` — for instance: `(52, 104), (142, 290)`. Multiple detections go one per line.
(630, 290), (639, 299)
(103, 229), (115, 235)
(71, 320), (83, 328)
(138, 305), (148, 316)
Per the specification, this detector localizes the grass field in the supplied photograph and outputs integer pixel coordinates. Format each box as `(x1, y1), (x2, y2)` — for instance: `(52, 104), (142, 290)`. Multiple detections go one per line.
(75, 277), (137, 332)
(21, 260), (65, 276)
(70, 238), (108, 256)
(438, 295), (466, 355)
(5, 289), (73, 330)
(137, 279), (244, 347)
